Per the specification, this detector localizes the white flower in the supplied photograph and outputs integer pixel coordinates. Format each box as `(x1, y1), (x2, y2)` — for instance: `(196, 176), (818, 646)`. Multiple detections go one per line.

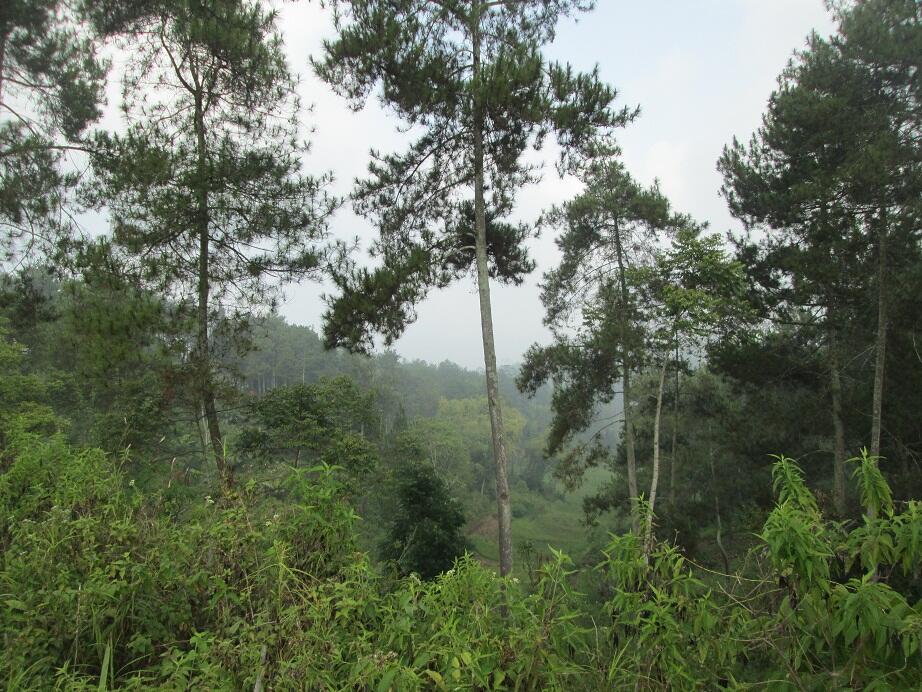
(512, 577), (520, 584)
(205, 495), (215, 505)
(128, 479), (136, 488)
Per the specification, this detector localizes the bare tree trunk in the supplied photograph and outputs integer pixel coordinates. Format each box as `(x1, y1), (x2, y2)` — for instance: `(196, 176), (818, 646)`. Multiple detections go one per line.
(870, 220), (887, 460)
(472, 4), (512, 578)
(193, 84), (227, 486)
(708, 444), (730, 573)
(829, 330), (847, 516)
(622, 372), (639, 532)
(612, 219), (639, 532)
(644, 361), (667, 553)
(0, 33), (6, 108)
(197, 404), (208, 464)
(669, 342), (679, 507)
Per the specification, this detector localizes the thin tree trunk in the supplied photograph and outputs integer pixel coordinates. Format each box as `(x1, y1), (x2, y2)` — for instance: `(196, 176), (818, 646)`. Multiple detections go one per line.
(708, 444), (730, 574)
(0, 33), (6, 108)
(622, 372), (639, 531)
(870, 219), (887, 460)
(669, 342), (679, 507)
(193, 84), (227, 485)
(197, 404), (208, 464)
(644, 361), (667, 553)
(472, 3), (512, 578)
(612, 219), (639, 532)
(829, 330), (847, 516)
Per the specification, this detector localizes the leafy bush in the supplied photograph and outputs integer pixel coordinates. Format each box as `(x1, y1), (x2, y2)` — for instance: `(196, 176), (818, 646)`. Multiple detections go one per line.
(1, 430), (920, 689)
(378, 461), (469, 580)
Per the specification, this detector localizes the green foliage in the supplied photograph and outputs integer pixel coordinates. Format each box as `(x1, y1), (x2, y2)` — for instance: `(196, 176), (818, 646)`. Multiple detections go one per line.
(2, 423), (922, 688)
(0, 323), (63, 441)
(316, 0), (629, 351)
(404, 397), (527, 496)
(0, 424), (600, 688)
(771, 454), (820, 514)
(600, 534), (736, 688)
(851, 448), (893, 520)
(379, 462), (468, 580)
(2, 1), (921, 689)
(238, 376), (379, 483)
(0, 0), (106, 260)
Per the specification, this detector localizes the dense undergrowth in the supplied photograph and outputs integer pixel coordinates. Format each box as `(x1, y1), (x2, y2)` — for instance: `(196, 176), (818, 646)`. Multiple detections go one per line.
(1, 418), (921, 690)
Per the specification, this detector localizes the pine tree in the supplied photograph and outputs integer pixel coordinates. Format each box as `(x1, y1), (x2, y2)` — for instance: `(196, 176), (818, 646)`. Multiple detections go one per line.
(314, 0), (629, 576)
(85, 0), (337, 485)
(0, 0), (106, 261)
(719, 0), (921, 509)
(518, 157), (673, 534)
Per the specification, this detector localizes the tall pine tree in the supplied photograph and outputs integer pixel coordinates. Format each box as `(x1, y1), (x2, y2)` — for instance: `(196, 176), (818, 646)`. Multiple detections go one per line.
(518, 157), (674, 534)
(314, 0), (629, 576)
(719, 0), (921, 507)
(85, 0), (337, 485)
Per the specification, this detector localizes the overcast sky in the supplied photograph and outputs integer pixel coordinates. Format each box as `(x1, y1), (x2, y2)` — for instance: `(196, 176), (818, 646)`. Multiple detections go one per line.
(261, 2), (834, 369)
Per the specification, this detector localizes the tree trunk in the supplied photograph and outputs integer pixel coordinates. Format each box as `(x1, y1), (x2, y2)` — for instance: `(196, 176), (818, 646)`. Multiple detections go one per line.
(829, 330), (847, 516)
(644, 361), (668, 553)
(0, 32), (6, 108)
(612, 219), (639, 532)
(472, 3), (513, 578)
(193, 85), (227, 485)
(669, 342), (679, 507)
(870, 219), (887, 460)
(622, 371), (639, 532)
(197, 404), (208, 464)
(708, 444), (730, 574)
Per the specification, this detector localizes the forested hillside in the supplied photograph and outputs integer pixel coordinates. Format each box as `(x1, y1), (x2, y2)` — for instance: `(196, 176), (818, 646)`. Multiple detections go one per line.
(1, 0), (921, 688)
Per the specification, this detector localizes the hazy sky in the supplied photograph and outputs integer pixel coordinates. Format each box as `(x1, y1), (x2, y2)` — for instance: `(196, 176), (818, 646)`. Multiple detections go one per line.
(270, 0), (836, 370)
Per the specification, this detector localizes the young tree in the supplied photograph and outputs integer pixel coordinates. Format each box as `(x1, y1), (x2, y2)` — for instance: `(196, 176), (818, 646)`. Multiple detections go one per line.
(517, 158), (673, 533)
(0, 0), (106, 260)
(85, 0), (337, 484)
(379, 459), (468, 581)
(633, 229), (749, 551)
(315, 0), (629, 576)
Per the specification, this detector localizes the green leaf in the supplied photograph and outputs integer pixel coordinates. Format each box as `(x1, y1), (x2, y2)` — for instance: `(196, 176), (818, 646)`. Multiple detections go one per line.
(377, 667), (398, 692)
(424, 670), (446, 689)
(98, 641), (111, 692)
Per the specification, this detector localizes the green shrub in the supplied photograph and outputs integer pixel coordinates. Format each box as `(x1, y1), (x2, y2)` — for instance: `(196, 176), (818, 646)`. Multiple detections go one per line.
(2, 432), (920, 689)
